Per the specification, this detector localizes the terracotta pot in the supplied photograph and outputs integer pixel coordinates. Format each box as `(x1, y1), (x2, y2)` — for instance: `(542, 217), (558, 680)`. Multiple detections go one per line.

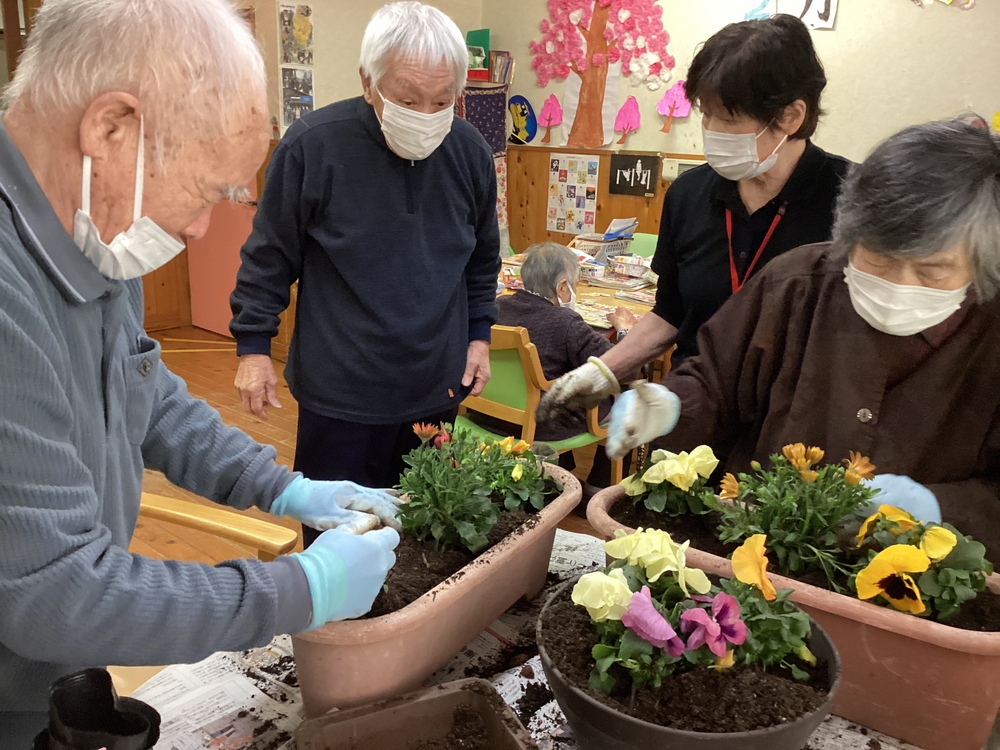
(537, 578), (841, 750)
(587, 485), (1000, 750)
(295, 678), (537, 749)
(293, 465), (582, 718)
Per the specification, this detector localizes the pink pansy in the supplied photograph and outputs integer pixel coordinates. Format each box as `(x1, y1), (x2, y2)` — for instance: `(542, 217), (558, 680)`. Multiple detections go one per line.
(621, 587), (685, 656)
(680, 593), (747, 659)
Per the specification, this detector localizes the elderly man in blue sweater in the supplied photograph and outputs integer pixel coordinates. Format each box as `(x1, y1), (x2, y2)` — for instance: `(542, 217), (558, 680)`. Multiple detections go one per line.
(230, 2), (502, 546)
(0, 0), (402, 743)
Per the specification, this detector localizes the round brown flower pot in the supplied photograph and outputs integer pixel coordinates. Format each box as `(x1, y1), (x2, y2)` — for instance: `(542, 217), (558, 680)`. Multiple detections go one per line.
(537, 578), (841, 750)
(587, 485), (1000, 750)
(292, 465), (581, 719)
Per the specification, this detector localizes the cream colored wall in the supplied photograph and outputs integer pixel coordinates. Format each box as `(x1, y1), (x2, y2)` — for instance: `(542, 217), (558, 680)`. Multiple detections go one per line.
(484, 0), (1000, 162)
(235, 0), (281, 125)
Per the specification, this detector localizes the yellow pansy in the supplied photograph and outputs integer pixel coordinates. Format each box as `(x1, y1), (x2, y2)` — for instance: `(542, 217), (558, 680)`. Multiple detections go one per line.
(855, 545), (931, 615)
(604, 529), (710, 594)
(641, 446), (718, 492)
(731, 534), (777, 601)
(511, 463), (524, 482)
(919, 526), (957, 561)
(571, 568), (633, 622)
(620, 472), (648, 497)
(856, 504), (918, 546)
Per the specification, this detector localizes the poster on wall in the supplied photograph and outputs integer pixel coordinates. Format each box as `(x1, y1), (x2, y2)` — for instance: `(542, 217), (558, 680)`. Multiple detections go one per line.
(609, 154), (660, 198)
(281, 67), (314, 127)
(547, 153), (600, 234)
(279, 3), (314, 65)
(744, 0), (777, 19)
(779, 0), (838, 29)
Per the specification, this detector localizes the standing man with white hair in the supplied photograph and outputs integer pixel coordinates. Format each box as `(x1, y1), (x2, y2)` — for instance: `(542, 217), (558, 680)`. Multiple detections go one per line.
(230, 2), (502, 547)
(0, 1), (402, 743)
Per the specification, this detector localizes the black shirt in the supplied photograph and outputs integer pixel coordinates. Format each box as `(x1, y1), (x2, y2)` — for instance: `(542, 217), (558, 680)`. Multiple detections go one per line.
(651, 141), (851, 368)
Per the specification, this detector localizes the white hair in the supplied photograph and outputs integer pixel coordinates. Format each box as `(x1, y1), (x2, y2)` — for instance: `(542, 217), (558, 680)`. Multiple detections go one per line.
(521, 243), (580, 301)
(4, 0), (266, 163)
(359, 2), (467, 94)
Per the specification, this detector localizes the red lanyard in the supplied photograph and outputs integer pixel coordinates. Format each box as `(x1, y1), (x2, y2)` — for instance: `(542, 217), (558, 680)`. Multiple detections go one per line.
(726, 201), (787, 294)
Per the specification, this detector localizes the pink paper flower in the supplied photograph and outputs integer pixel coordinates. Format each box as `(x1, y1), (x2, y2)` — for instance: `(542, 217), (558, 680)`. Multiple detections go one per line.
(621, 586), (685, 656)
(680, 592), (747, 659)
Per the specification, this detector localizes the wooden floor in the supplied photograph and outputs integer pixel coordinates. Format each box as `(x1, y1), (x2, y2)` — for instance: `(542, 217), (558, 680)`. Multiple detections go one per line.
(136, 327), (601, 565)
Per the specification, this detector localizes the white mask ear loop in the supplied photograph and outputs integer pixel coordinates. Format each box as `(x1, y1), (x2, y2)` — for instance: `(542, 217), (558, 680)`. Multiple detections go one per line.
(133, 116), (145, 222)
(81, 155), (92, 215)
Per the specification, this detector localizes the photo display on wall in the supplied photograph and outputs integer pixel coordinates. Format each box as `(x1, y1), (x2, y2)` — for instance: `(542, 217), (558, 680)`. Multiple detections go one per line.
(547, 153), (600, 234)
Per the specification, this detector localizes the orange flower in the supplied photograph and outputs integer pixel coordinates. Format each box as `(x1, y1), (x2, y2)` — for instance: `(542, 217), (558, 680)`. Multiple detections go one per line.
(782, 443), (824, 483)
(719, 473), (740, 501)
(843, 451), (876, 486)
(782, 443), (807, 466)
(800, 469), (819, 484)
(806, 446), (825, 464)
(413, 423), (440, 441)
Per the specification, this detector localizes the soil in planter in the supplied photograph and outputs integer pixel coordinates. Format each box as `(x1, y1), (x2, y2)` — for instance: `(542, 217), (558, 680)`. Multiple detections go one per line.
(412, 704), (490, 750)
(541, 589), (829, 734)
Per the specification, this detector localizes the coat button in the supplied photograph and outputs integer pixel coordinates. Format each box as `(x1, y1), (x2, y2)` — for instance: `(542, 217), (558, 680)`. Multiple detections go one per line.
(857, 407), (873, 424)
(138, 358), (153, 377)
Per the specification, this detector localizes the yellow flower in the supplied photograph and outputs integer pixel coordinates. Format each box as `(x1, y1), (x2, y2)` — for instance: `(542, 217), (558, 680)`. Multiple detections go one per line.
(782, 443), (807, 465)
(855, 545), (931, 615)
(413, 422), (440, 441)
(511, 439), (531, 454)
(719, 473), (740, 501)
(497, 436), (515, 454)
(806, 446), (825, 464)
(843, 451), (876, 485)
(794, 644), (817, 666)
(511, 463), (524, 482)
(919, 526), (957, 561)
(799, 469), (819, 484)
(620, 472), (648, 497)
(641, 446), (719, 492)
(571, 568), (633, 622)
(604, 529), (711, 594)
(782, 443), (824, 482)
(856, 504), (917, 546)
(714, 650), (735, 668)
(731, 534), (777, 601)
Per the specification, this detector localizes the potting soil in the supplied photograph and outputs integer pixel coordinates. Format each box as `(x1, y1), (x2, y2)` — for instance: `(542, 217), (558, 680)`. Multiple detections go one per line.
(515, 681), (554, 729)
(541, 588), (829, 734)
(411, 704), (491, 750)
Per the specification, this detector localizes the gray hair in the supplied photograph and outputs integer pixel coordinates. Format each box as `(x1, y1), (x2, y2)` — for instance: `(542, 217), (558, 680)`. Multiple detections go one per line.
(833, 119), (1000, 301)
(521, 243), (580, 301)
(4, 0), (266, 165)
(359, 2), (467, 95)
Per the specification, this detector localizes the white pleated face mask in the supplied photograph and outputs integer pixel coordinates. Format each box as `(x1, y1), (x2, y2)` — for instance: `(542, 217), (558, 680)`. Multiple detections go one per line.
(375, 87), (453, 161)
(844, 261), (969, 336)
(558, 282), (577, 312)
(702, 125), (788, 182)
(74, 117), (186, 281)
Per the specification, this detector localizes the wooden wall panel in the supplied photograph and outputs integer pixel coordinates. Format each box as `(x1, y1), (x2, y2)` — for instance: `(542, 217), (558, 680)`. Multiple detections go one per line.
(507, 144), (704, 253)
(143, 251), (193, 332)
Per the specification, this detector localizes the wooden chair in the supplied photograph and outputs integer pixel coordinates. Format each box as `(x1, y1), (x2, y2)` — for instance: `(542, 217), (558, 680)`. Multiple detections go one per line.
(108, 493), (300, 695)
(455, 325), (624, 485)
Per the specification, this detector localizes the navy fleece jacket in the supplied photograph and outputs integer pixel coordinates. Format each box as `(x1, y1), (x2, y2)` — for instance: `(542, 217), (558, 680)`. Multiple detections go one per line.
(230, 96), (501, 424)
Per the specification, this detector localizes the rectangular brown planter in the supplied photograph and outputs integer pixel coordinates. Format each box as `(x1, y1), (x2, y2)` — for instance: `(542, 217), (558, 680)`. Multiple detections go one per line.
(295, 678), (538, 749)
(587, 485), (1000, 750)
(292, 465), (581, 719)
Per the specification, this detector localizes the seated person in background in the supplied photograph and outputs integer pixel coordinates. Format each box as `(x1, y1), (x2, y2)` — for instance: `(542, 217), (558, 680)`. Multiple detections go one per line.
(491, 243), (636, 498)
(604, 119), (1000, 562)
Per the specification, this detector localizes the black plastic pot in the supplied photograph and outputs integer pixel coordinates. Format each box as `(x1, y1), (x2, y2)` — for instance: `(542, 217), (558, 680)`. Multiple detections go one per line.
(537, 578), (841, 750)
(32, 668), (160, 750)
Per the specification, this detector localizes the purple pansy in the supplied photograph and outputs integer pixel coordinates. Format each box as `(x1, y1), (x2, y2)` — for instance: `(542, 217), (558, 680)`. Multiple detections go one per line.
(621, 586), (685, 656)
(679, 592), (748, 658)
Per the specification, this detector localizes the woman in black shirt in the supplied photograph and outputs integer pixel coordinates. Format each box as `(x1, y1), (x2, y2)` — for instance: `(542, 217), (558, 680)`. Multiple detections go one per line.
(539, 14), (850, 422)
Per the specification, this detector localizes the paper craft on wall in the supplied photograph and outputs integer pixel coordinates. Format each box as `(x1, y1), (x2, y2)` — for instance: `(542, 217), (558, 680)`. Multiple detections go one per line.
(281, 67), (314, 127)
(657, 80), (691, 133)
(279, 4), (314, 65)
(780, 0), (838, 29)
(530, 0), (676, 149)
(538, 95), (563, 144)
(744, 0), (777, 19)
(547, 153), (600, 234)
(508, 95), (538, 144)
(993, 112), (1000, 132)
(615, 96), (640, 145)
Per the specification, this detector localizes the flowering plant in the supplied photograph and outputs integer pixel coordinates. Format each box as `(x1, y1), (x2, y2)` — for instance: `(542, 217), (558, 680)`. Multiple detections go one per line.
(398, 424), (561, 553)
(572, 530), (816, 696)
(619, 445), (719, 516)
(712, 444), (877, 591)
(852, 504), (993, 621)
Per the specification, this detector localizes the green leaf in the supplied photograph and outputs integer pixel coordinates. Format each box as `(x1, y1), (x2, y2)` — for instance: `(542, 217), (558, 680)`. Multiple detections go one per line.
(589, 668), (617, 694)
(788, 663), (810, 681)
(592, 643), (617, 660)
(619, 628), (654, 661)
(644, 487), (667, 514)
(918, 570), (944, 597)
(942, 538), (988, 571)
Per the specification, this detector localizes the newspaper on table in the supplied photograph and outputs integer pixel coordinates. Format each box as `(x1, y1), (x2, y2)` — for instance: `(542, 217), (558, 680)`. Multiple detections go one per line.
(130, 530), (920, 750)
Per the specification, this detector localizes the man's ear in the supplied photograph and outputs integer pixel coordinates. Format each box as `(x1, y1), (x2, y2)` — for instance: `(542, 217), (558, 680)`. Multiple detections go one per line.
(79, 92), (140, 159)
(360, 69), (375, 106)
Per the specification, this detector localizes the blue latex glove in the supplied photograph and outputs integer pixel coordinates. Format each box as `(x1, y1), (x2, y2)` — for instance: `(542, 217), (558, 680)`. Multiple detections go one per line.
(865, 474), (942, 524)
(292, 527), (400, 628)
(271, 476), (403, 533)
(606, 382), (681, 460)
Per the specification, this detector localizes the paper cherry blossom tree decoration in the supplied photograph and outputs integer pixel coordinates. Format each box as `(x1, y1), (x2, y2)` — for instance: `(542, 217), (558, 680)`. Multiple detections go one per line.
(615, 95), (640, 145)
(530, 0), (675, 148)
(656, 80), (691, 133)
(538, 94), (564, 144)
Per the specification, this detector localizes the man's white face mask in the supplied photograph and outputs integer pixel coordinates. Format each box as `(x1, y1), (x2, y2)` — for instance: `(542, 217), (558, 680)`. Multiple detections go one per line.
(74, 116), (186, 280)
(375, 87), (453, 161)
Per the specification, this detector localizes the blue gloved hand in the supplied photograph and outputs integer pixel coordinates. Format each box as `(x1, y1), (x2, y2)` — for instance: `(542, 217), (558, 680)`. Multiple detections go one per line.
(292, 527), (400, 628)
(271, 476), (403, 533)
(865, 474), (942, 523)
(606, 382), (681, 460)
